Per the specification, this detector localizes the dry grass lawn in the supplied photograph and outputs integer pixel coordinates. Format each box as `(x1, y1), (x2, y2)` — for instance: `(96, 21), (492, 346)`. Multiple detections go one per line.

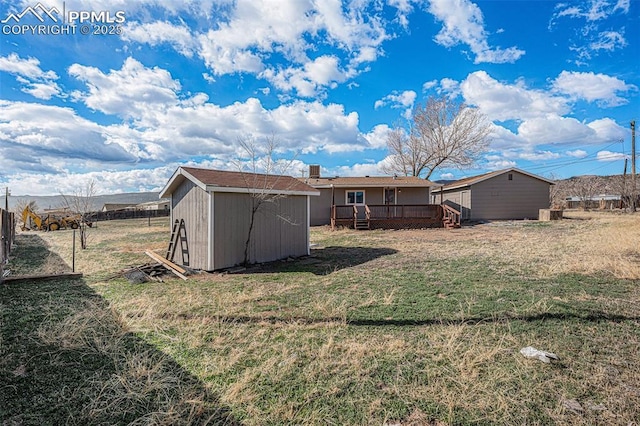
(2, 212), (639, 425)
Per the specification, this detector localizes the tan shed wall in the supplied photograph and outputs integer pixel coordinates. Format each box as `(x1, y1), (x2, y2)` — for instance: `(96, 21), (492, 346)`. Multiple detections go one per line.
(471, 173), (550, 220)
(213, 192), (309, 270)
(436, 190), (472, 220)
(170, 179), (210, 269)
(435, 172), (551, 221)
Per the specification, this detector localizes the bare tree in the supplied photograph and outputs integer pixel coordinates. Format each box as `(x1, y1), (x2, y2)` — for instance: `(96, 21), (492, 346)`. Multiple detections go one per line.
(382, 96), (491, 180)
(62, 180), (97, 249)
(569, 176), (602, 210)
(235, 134), (299, 265)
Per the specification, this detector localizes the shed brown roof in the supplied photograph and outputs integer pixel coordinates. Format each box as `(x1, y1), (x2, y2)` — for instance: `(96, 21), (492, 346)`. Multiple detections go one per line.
(302, 175), (434, 188)
(160, 166), (319, 198)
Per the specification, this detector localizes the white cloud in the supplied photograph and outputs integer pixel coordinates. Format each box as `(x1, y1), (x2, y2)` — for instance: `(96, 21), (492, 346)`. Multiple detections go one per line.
(122, 21), (196, 57)
(590, 30), (627, 52)
(0, 101), (138, 177)
(422, 80), (438, 91)
(614, 0), (630, 13)
(0, 53), (57, 80)
(518, 115), (624, 146)
(484, 157), (517, 170)
(362, 124), (392, 150)
(518, 151), (562, 161)
(597, 150), (627, 162)
(193, 0), (388, 96)
(553, 0), (628, 22)
(374, 90), (416, 119)
(427, 0), (525, 64)
(567, 149), (588, 158)
(69, 57), (181, 118)
(262, 55), (350, 97)
(0, 53), (61, 100)
(586, 118), (627, 141)
(551, 0), (629, 62)
(461, 71), (569, 121)
(552, 71), (636, 106)
(439, 172), (455, 180)
(374, 90), (416, 110)
(333, 161), (385, 177)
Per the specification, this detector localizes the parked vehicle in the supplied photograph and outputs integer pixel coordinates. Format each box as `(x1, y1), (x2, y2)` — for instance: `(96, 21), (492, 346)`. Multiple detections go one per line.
(20, 206), (82, 231)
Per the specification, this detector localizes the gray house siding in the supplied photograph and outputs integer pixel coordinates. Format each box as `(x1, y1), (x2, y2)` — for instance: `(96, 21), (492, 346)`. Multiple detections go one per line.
(170, 179), (210, 270)
(213, 192), (309, 269)
(309, 189), (333, 226)
(471, 173), (549, 220)
(397, 187), (430, 204)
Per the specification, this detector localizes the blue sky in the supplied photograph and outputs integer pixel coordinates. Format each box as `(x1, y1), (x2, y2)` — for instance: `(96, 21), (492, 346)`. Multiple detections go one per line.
(0, 0), (637, 195)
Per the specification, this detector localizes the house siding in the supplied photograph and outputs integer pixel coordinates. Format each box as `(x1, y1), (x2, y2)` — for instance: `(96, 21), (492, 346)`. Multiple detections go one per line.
(471, 173), (550, 220)
(309, 188), (333, 226)
(309, 186), (431, 225)
(396, 187), (430, 204)
(213, 192), (309, 269)
(170, 179), (210, 269)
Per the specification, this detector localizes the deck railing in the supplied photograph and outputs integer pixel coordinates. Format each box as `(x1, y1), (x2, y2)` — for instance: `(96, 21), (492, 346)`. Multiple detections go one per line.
(331, 204), (358, 228)
(366, 204), (442, 220)
(331, 204), (448, 229)
(442, 204), (461, 228)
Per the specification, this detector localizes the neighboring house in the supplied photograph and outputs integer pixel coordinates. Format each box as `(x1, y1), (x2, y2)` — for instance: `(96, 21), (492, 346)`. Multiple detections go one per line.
(136, 199), (170, 211)
(101, 203), (134, 212)
(159, 166), (319, 271)
(431, 168), (554, 221)
(300, 166), (436, 228)
(565, 194), (621, 210)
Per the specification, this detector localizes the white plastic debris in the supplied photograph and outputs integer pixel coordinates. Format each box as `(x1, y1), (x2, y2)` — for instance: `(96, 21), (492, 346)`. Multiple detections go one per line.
(520, 346), (559, 363)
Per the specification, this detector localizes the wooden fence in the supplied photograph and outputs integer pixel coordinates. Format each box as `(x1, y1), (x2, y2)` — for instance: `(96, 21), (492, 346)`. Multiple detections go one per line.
(86, 208), (170, 222)
(1, 207), (16, 279)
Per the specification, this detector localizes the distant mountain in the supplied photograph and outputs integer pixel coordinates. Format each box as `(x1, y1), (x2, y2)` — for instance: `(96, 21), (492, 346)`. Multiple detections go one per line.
(5, 192), (161, 213)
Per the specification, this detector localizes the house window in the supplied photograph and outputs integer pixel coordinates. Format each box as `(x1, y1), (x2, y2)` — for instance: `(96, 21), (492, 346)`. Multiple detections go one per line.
(346, 190), (365, 205)
(384, 188), (396, 204)
(508, 173), (513, 181)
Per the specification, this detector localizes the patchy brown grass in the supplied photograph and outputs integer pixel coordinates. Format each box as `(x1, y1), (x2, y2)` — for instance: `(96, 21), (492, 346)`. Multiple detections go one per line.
(4, 213), (640, 425)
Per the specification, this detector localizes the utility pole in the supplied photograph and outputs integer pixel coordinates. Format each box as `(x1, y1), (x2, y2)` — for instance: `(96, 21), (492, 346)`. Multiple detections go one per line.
(4, 187), (8, 211)
(632, 120), (636, 212)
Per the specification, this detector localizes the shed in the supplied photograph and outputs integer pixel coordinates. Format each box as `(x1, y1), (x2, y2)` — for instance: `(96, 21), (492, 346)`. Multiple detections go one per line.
(159, 166), (319, 271)
(431, 168), (554, 221)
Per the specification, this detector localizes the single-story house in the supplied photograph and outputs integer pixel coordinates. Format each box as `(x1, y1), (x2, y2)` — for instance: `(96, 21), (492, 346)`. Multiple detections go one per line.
(136, 199), (170, 211)
(101, 203), (135, 212)
(159, 166), (319, 271)
(300, 165), (436, 228)
(565, 194), (621, 210)
(431, 168), (555, 221)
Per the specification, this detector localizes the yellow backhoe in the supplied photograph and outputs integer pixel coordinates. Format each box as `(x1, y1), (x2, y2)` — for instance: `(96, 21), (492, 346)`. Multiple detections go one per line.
(21, 206), (81, 231)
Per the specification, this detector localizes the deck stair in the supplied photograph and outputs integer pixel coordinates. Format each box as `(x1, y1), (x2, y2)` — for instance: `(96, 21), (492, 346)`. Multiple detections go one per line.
(441, 204), (461, 229)
(355, 219), (370, 230)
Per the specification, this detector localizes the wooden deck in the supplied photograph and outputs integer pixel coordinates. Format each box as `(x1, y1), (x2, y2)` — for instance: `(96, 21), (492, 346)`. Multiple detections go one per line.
(331, 204), (461, 230)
